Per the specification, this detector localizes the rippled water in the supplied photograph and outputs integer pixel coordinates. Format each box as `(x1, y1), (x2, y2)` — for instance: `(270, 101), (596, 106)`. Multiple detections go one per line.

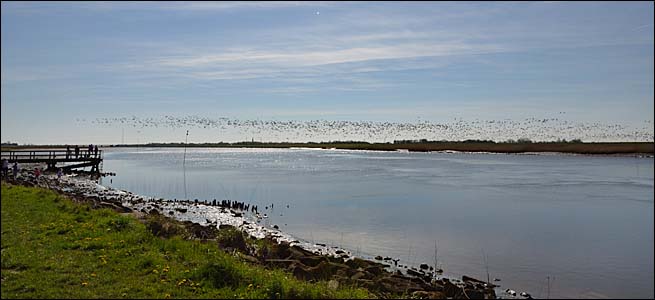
(101, 147), (654, 299)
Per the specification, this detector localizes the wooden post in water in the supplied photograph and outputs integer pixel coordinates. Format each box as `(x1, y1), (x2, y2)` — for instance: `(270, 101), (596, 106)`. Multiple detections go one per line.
(547, 276), (550, 299)
(183, 130), (189, 200)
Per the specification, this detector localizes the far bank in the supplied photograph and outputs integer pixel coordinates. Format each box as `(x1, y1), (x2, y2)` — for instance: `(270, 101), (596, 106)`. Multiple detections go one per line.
(3, 141), (654, 155)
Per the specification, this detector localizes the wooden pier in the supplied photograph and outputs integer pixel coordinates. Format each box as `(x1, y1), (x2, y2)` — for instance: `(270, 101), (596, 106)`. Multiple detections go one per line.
(1, 148), (103, 173)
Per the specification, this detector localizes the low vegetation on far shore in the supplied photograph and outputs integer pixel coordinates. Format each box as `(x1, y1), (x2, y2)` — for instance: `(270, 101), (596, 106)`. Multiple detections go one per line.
(1, 184), (371, 299)
(3, 140), (653, 155)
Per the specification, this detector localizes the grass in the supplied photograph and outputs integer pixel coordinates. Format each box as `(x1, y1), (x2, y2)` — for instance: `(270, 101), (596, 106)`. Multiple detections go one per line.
(1, 183), (372, 299)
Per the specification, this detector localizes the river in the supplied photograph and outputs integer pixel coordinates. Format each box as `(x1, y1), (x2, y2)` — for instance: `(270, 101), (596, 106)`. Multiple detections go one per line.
(100, 147), (654, 299)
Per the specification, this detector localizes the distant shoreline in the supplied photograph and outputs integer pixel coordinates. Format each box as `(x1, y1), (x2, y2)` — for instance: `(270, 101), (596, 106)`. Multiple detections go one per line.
(4, 141), (653, 155)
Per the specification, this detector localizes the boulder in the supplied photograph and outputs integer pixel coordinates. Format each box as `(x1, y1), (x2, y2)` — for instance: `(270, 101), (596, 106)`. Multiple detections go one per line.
(307, 261), (350, 281)
(462, 275), (487, 285)
(411, 291), (447, 299)
(464, 288), (485, 299)
(345, 257), (370, 269)
(350, 271), (367, 280)
(291, 263), (315, 281)
(442, 279), (464, 298)
(376, 275), (424, 294)
(364, 265), (385, 277)
(299, 256), (326, 268)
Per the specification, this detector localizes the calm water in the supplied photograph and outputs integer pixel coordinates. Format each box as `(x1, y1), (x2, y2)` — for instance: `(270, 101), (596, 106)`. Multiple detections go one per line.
(101, 147), (654, 299)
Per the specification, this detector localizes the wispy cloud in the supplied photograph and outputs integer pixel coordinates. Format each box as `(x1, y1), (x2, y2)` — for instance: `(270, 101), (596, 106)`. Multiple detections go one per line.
(150, 1), (337, 11)
(2, 1), (338, 14)
(152, 42), (505, 69)
(110, 24), (507, 91)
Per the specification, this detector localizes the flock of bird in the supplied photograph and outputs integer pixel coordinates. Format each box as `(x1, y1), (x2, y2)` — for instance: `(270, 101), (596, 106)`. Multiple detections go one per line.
(81, 115), (654, 143)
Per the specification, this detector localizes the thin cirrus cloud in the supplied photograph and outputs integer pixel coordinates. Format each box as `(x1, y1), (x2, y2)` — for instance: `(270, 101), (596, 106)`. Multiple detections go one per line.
(153, 43), (505, 69)
(106, 2), (652, 90)
(118, 38), (509, 90)
(1, 1), (336, 13)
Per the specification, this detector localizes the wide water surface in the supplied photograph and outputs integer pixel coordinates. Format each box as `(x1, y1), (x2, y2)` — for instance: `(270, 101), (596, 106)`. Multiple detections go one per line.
(101, 147), (654, 299)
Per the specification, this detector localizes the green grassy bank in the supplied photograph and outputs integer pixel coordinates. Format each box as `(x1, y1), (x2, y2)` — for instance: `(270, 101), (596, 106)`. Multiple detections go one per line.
(1, 183), (371, 299)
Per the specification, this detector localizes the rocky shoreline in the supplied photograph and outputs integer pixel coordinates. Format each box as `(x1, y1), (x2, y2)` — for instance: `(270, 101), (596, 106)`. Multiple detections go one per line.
(3, 168), (532, 299)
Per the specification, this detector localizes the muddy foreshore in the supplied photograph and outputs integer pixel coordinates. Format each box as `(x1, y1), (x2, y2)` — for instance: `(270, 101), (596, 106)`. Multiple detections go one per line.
(3, 168), (533, 299)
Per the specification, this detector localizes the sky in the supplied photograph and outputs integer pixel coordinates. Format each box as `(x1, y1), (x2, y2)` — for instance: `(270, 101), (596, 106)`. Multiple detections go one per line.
(1, 1), (653, 144)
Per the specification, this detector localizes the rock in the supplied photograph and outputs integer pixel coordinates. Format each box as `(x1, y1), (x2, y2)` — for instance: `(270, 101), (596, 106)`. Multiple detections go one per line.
(411, 291), (447, 299)
(240, 254), (260, 264)
(309, 261), (350, 281)
(265, 259), (297, 269)
(420, 263), (430, 270)
(376, 275), (424, 294)
(406, 268), (423, 277)
(345, 257), (373, 270)
(145, 216), (182, 238)
(485, 288), (497, 299)
(412, 291), (430, 299)
(464, 288), (486, 299)
(289, 245), (316, 258)
(375, 255), (383, 260)
(182, 221), (219, 240)
(264, 241), (292, 259)
(462, 275), (486, 285)
(100, 202), (132, 213)
(327, 256), (345, 264)
(299, 256), (326, 268)
(174, 208), (187, 213)
(290, 263), (314, 281)
(442, 279), (464, 298)
(364, 265), (385, 277)
(288, 260), (350, 282)
(217, 229), (248, 253)
(350, 271), (367, 280)
(327, 279), (339, 290)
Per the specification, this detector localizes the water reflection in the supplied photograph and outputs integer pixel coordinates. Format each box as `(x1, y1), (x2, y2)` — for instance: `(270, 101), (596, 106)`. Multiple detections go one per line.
(102, 147), (654, 299)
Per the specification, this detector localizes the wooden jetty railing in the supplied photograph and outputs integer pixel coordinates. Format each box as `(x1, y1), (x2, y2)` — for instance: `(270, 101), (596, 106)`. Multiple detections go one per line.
(1, 149), (103, 173)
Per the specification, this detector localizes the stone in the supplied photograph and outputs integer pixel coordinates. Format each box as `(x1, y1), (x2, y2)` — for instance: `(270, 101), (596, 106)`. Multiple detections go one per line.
(462, 275), (487, 285)
(350, 271), (367, 280)
(327, 279), (339, 290)
(411, 291), (447, 299)
(464, 288), (484, 299)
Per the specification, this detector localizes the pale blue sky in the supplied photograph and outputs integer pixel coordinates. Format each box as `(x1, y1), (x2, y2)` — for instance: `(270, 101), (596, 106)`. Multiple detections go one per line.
(1, 1), (653, 144)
